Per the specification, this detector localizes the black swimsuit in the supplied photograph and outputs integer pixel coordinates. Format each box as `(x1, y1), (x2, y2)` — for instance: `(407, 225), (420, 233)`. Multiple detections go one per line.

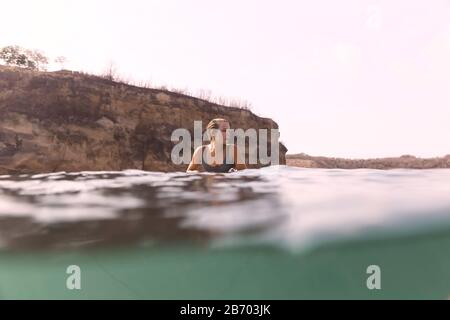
(201, 145), (235, 173)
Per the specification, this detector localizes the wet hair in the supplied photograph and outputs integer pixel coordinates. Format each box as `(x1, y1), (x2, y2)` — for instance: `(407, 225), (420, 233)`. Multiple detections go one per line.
(206, 118), (230, 140)
(206, 118), (230, 130)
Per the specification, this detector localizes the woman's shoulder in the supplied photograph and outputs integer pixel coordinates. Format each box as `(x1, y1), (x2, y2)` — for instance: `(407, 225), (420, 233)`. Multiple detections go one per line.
(192, 145), (206, 158)
(195, 145), (208, 151)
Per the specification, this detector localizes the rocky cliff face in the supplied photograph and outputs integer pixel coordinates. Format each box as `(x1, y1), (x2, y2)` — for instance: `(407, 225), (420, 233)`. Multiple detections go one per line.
(0, 66), (286, 174)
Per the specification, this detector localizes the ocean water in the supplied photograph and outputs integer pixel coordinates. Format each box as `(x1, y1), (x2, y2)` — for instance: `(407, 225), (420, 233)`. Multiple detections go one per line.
(0, 166), (449, 299)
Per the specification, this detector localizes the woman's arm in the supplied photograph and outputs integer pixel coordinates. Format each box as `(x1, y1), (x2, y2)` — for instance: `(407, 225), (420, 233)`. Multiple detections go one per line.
(186, 146), (203, 172)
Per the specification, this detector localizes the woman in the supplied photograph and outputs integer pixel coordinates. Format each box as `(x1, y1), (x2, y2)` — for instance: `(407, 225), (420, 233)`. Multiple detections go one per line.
(186, 118), (247, 173)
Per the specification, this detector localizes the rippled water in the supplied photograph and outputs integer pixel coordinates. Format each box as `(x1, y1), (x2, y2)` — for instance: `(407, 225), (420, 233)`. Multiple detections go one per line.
(1, 166), (450, 299)
(1, 166), (450, 251)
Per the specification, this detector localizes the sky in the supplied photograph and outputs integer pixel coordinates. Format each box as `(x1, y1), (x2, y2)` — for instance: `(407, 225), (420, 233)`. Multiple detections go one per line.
(1, 0), (450, 158)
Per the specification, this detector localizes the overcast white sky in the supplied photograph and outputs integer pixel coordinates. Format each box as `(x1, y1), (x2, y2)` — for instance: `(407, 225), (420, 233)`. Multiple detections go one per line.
(1, 0), (450, 158)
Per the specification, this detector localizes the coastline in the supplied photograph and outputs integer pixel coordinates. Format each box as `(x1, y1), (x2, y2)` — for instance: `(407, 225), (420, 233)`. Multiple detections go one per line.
(287, 153), (450, 169)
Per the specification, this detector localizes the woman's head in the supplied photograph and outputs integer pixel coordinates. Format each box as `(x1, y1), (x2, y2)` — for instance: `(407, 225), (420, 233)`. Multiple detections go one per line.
(206, 118), (230, 144)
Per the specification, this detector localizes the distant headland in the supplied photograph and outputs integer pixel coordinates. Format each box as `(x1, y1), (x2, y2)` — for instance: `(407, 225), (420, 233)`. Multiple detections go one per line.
(287, 153), (450, 169)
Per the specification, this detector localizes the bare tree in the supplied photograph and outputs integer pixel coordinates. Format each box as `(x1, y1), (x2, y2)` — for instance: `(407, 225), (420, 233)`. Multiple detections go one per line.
(25, 49), (49, 71)
(55, 56), (68, 70)
(103, 61), (118, 81)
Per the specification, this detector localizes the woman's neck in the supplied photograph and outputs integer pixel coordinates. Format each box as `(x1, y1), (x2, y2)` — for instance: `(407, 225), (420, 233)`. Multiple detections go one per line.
(209, 141), (226, 150)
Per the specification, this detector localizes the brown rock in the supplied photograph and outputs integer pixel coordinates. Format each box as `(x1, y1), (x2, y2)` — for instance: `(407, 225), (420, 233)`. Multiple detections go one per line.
(0, 66), (286, 174)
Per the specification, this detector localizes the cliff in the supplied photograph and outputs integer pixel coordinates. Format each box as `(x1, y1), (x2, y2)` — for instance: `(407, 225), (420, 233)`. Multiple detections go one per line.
(287, 153), (450, 169)
(0, 66), (286, 174)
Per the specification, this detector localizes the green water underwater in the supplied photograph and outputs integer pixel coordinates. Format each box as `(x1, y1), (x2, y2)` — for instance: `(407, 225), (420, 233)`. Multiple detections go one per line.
(1, 228), (450, 300)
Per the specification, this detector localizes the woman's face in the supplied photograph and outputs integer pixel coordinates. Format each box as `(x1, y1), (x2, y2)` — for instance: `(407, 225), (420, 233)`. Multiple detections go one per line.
(217, 121), (230, 144)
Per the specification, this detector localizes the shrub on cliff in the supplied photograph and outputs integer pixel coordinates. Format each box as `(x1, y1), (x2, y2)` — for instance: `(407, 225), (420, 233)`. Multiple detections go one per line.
(0, 45), (48, 71)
